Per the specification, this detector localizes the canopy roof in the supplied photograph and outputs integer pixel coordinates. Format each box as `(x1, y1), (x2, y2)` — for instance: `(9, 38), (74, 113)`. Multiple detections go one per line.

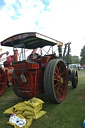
(1, 32), (63, 49)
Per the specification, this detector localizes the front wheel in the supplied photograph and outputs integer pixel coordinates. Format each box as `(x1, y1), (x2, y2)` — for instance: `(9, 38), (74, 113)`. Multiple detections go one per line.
(71, 69), (78, 88)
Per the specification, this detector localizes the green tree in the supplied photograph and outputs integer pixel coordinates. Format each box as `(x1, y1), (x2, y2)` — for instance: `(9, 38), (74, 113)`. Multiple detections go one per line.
(64, 54), (74, 64)
(80, 45), (85, 65)
(69, 54), (74, 64)
(73, 56), (80, 64)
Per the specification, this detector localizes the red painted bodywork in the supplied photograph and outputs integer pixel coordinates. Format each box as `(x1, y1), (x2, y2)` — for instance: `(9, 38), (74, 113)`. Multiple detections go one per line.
(3, 61), (14, 83)
(3, 50), (18, 83)
(0, 50), (18, 88)
(12, 55), (56, 97)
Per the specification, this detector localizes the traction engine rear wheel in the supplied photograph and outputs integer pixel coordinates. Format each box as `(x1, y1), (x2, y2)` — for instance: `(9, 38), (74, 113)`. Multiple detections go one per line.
(71, 69), (78, 88)
(44, 59), (68, 103)
(0, 68), (7, 95)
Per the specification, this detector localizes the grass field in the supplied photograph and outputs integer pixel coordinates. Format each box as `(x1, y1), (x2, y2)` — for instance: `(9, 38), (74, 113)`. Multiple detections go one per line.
(0, 70), (85, 128)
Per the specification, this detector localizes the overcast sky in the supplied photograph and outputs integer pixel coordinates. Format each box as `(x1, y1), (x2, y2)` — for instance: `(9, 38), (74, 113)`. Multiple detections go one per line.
(0, 0), (85, 58)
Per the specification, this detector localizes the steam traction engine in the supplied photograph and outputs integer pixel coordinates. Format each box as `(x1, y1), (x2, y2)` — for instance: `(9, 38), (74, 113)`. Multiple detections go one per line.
(1, 32), (78, 103)
(0, 50), (18, 95)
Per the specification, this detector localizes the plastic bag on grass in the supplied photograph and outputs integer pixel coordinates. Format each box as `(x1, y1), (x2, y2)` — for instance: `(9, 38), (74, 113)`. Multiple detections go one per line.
(24, 97), (44, 108)
(22, 110), (34, 116)
(14, 110), (23, 114)
(33, 105), (42, 114)
(7, 114), (33, 128)
(25, 115), (34, 119)
(26, 111), (46, 120)
(25, 104), (43, 114)
(3, 107), (14, 114)
(7, 114), (26, 127)
(14, 103), (26, 111)
(33, 110), (46, 120)
(26, 118), (33, 127)
(22, 105), (45, 117)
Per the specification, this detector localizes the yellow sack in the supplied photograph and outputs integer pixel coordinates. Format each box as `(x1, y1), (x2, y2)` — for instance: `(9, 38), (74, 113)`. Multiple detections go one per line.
(14, 110), (23, 114)
(3, 107), (14, 114)
(15, 106), (25, 111)
(22, 110), (34, 117)
(4, 97), (46, 128)
(17, 114), (26, 119)
(26, 118), (33, 127)
(24, 97), (44, 108)
(26, 115), (34, 119)
(33, 105), (42, 114)
(25, 104), (42, 114)
(25, 104), (34, 112)
(7, 121), (14, 126)
(14, 103), (26, 111)
(33, 111), (46, 120)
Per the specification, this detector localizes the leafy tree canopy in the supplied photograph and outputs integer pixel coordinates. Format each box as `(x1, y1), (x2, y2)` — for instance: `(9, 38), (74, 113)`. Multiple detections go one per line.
(64, 54), (74, 64)
(73, 56), (80, 64)
(80, 45), (85, 65)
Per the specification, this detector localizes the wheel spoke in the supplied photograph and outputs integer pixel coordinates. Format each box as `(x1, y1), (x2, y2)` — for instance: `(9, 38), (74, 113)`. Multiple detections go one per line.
(58, 91), (60, 98)
(55, 66), (59, 74)
(60, 72), (65, 76)
(56, 87), (59, 94)
(59, 65), (62, 72)
(54, 83), (58, 88)
(60, 88), (64, 93)
(54, 77), (58, 81)
(54, 71), (57, 76)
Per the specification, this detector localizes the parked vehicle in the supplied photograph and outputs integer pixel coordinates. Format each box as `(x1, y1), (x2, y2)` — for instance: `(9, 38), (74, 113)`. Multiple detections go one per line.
(1, 32), (78, 103)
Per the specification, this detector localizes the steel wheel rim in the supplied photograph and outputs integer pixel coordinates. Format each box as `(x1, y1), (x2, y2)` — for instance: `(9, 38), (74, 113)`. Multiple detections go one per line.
(75, 71), (78, 87)
(54, 61), (68, 102)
